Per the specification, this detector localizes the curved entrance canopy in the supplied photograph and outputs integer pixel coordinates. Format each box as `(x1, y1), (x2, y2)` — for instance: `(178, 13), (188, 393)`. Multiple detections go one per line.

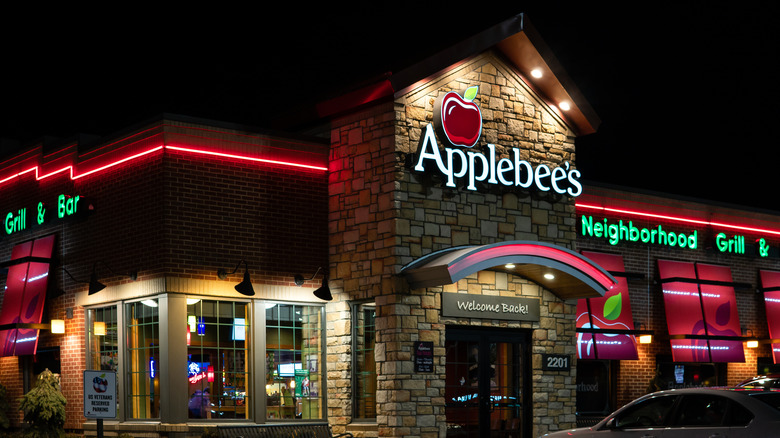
(400, 241), (616, 300)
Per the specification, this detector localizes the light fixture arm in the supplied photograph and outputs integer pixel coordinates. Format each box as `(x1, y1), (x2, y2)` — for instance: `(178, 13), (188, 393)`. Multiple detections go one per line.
(218, 260), (248, 280)
(94, 260), (138, 281)
(294, 267), (323, 286)
(62, 261), (138, 296)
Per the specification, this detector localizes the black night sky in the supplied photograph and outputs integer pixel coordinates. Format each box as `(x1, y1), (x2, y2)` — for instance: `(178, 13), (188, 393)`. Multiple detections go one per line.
(1, 3), (778, 211)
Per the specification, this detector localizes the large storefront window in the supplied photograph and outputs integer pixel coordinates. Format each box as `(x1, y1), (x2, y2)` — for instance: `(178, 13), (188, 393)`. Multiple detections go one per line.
(126, 300), (160, 418)
(187, 299), (249, 419)
(352, 302), (376, 419)
(265, 303), (323, 420)
(88, 306), (119, 371)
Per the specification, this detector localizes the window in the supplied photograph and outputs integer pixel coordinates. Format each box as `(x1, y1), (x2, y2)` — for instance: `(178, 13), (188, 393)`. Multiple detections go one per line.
(265, 303), (323, 420)
(673, 394), (728, 427)
(126, 299), (160, 418)
(613, 395), (676, 428)
(88, 306), (118, 371)
(352, 302), (376, 419)
(187, 299), (249, 419)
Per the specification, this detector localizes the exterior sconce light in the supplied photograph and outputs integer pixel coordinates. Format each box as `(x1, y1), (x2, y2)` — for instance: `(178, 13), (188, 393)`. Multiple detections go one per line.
(218, 260), (255, 296)
(49, 307), (72, 334)
(635, 322), (653, 344)
(50, 319), (65, 334)
(64, 262), (137, 295)
(743, 329), (759, 348)
(294, 267), (332, 301)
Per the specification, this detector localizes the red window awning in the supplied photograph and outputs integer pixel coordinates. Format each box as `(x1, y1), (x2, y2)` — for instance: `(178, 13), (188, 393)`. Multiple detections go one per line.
(658, 259), (744, 363)
(759, 270), (780, 363)
(576, 251), (638, 360)
(0, 235), (55, 356)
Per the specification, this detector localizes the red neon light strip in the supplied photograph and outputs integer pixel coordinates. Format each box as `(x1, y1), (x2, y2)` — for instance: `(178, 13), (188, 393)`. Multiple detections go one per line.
(0, 144), (327, 189)
(577, 202), (780, 237)
(449, 243), (617, 290)
(165, 145), (329, 171)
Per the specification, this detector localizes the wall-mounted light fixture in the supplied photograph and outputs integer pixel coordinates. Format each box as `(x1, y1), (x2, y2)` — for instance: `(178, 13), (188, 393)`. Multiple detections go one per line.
(50, 319), (65, 334)
(49, 307), (73, 335)
(635, 322), (653, 344)
(63, 262), (137, 295)
(742, 328), (759, 348)
(294, 267), (332, 301)
(218, 260), (255, 296)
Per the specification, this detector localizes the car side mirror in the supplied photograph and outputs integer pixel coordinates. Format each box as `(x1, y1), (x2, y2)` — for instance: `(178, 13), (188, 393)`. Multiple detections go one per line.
(603, 417), (617, 430)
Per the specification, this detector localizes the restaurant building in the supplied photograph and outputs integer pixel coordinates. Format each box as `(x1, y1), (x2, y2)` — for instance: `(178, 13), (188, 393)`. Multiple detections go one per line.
(573, 184), (780, 426)
(0, 13), (778, 438)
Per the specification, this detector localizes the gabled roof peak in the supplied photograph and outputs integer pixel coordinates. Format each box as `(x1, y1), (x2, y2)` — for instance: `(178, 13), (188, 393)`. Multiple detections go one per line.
(314, 13), (599, 136)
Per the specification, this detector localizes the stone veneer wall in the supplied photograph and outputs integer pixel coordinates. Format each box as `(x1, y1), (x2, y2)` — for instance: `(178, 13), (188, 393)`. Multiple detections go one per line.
(327, 51), (581, 437)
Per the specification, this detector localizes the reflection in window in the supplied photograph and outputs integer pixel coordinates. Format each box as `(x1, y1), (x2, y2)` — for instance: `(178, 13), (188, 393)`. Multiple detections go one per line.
(615, 395), (676, 428)
(126, 299), (160, 418)
(265, 303), (322, 420)
(187, 299), (249, 419)
(88, 306), (118, 371)
(353, 302), (376, 419)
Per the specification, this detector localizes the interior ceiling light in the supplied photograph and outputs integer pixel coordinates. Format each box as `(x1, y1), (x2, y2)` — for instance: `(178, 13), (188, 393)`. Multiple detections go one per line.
(504, 263), (516, 269)
(543, 273), (555, 280)
(530, 68), (543, 78)
(559, 101), (571, 111)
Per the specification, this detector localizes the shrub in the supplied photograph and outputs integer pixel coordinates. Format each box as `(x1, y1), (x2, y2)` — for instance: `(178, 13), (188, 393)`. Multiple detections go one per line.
(18, 369), (66, 438)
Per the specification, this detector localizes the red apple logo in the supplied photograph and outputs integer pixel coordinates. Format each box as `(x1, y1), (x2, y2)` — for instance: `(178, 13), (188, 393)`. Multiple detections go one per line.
(93, 375), (108, 393)
(434, 86), (482, 148)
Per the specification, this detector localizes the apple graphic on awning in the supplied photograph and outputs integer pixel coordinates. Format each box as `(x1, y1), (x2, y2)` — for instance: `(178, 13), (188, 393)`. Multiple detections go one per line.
(434, 86), (482, 148)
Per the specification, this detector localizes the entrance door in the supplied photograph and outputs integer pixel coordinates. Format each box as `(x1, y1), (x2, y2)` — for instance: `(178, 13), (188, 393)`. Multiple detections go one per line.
(445, 327), (529, 438)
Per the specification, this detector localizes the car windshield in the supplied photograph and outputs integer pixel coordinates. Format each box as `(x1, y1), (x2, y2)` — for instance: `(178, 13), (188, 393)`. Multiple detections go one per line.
(750, 392), (780, 412)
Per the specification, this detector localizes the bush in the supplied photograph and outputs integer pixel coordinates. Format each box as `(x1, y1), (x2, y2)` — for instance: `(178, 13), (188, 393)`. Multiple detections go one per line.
(18, 369), (66, 438)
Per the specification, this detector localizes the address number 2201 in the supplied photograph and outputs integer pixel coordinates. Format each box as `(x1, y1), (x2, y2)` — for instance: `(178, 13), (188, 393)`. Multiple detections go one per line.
(542, 354), (571, 371)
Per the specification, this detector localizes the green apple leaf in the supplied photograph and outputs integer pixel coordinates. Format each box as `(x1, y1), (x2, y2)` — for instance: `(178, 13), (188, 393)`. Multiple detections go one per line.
(463, 86), (478, 102)
(603, 293), (622, 320)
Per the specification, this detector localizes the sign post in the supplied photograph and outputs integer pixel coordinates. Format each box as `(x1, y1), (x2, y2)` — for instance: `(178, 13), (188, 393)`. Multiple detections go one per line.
(84, 370), (116, 438)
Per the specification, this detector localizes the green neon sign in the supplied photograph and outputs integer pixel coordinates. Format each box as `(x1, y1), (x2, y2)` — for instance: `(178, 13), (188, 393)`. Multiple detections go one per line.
(580, 215), (698, 249)
(716, 233), (745, 255)
(4, 194), (91, 236)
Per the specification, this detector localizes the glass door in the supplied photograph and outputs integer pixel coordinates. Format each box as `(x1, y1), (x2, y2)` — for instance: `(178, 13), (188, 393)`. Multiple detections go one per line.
(445, 327), (529, 438)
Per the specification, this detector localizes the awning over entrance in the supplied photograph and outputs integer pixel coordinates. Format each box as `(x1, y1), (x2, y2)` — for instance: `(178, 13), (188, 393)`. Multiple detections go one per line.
(400, 241), (616, 300)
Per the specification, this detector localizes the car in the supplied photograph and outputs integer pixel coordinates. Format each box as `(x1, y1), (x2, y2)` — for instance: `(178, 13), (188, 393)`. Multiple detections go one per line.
(737, 373), (780, 389)
(541, 387), (780, 437)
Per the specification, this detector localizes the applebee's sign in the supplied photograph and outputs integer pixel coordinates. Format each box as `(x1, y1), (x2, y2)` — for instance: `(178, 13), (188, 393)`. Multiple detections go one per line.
(414, 86), (583, 196)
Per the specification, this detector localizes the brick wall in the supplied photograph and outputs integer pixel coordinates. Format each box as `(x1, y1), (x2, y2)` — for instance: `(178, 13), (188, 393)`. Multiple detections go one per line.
(0, 119), (328, 431)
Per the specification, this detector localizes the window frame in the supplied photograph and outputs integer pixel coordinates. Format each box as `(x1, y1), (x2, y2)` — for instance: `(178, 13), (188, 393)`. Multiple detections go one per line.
(85, 297), (327, 424)
(350, 300), (377, 421)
